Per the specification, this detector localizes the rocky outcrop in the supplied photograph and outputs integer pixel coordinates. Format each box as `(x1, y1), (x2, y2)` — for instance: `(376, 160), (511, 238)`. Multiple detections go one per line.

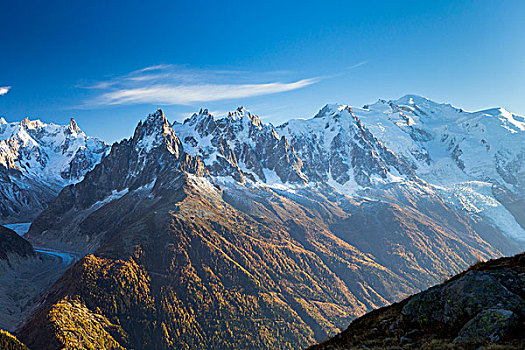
(454, 308), (519, 343)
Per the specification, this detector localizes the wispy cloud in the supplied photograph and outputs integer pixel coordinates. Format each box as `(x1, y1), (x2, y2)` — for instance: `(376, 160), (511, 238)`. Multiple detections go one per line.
(83, 65), (319, 107)
(96, 80), (318, 105)
(347, 61), (368, 70)
(0, 86), (10, 96)
(317, 61), (368, 80)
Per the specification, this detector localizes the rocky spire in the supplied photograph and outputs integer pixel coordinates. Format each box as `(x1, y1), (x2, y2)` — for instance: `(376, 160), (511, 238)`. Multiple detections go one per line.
(143, 109), (170, 130)
(67, 118), (82, 134)
(132, 108), (183, 158)
(185, 108), (214, 129)
(134, 109), (168, 140)
(228, 106), (262, 128)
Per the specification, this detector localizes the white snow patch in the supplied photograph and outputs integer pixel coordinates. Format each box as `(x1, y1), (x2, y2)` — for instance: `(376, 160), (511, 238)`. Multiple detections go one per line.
(90, 188), (129, 211)
(187, 174), (221, 196)
(443, 181), (525, 242)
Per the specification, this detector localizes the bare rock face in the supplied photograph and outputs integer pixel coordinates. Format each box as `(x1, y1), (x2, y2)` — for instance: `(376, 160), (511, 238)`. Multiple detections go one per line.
(454, 308), (519, 342)
(401, 269), (525, 332)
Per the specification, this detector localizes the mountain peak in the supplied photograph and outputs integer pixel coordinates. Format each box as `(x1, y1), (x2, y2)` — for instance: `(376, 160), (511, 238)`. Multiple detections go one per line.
(140, 109), (171, 132)
(389, 94), (459, 112)
(227, 106), (262, 127)
(0, 117), (6, 125)
(199, 108), (210, 116)
(20, 117), (44, 129)
(146, 108), (168, 123)
(478, 107), (512, 116)
(393, 94), (430, 105)
(20, 117), (31, 126)
(133, 109), (182, 155)
(193, 108), (212, 120)
(314, 104), (351, 119)
(476, 107), (525, 131)
(0, 115), (108, 223)
(184, 108), (215, 128)
(67, 118), (82, 135)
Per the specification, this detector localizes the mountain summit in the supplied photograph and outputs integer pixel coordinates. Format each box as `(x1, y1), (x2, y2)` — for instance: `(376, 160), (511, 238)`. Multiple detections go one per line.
(173, 106), (306, 184)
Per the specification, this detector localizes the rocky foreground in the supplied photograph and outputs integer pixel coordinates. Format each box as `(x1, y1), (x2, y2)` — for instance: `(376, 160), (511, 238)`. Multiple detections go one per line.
(310, 252), (525, 349)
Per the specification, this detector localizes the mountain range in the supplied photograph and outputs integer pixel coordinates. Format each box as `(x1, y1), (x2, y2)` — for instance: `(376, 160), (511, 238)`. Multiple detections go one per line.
(310, 252), (525, 349)
(0, 95), (523, 349)
(0, 117), (107, 223)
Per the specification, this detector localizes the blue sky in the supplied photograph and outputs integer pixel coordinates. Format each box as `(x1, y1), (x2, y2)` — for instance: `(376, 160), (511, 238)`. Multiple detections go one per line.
(1, 0), (524, 142)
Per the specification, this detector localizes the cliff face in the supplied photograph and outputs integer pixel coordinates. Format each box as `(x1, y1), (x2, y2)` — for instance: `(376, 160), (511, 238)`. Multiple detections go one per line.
(310, 252), (525, 349)
(0, 225), (34, 262)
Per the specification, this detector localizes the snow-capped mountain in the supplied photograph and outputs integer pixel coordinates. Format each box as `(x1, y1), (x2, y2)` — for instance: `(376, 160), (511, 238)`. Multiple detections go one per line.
(0, 117), (108, 223)
(7, 96), (524, 245)
(168, 96), (524, 245)
(348, 95), (525, 242)
(355, 95), (524, 192)
(172, 107), (306, 184)
(277, 104), (414, 190)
